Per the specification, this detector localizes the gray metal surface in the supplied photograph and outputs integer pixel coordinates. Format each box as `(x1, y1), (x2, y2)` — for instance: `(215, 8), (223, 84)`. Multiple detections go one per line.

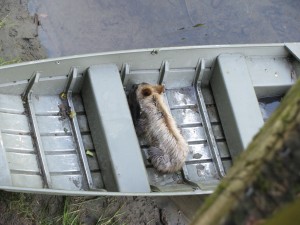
(0, 44), (292, 87)
(195, 86), (225, 178)
(0, 92), (44, 188)
(194, 60), (226, 178)
(247, 56), (295, 98)
(125, 62), (232, 191)
(71, 95), (103, 190)
(0, 76), (104, 190)
(0, 43), (298, 195)
(82, 64), (151, 193)
(65, 68), (94, 189)
(286, 43), (300, 63)
(211, 54), (264, 160)
(0, 132), (12, 186)
(22, 73), (52, 188)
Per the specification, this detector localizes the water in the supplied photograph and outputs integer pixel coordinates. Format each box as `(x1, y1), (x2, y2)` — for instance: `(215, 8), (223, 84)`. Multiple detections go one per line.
(28, 0), (300, 57)
(259, 96), (282, 121)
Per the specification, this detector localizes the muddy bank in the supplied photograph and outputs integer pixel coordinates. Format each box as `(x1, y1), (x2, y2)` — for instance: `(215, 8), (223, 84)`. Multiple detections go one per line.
(0, 1), (52, 224)
(0, 0), (45, 63)
(0, 1), (189, 224)
(0, 193), (186, 225)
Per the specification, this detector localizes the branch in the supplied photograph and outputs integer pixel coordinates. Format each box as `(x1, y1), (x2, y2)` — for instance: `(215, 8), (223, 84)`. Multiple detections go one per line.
(191, 79), (300, 225)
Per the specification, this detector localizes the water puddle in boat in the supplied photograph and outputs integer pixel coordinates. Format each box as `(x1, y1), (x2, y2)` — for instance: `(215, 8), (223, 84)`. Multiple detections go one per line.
(259, 96), (282, 121)
(28, 0), (300, 57)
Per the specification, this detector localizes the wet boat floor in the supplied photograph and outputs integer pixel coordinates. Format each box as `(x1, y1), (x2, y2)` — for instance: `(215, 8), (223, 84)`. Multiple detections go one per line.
(1, 85), (232, 192)
(140, 86), (232, 192)
(0, 94), (103, 190)
(258, 96), (282, 122)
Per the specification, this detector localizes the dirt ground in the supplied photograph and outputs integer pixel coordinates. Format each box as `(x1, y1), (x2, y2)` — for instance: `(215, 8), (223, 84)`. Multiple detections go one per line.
(0, 192), (188, 225)
(0, 0), (45, 63)
(0, 1), (190, 224)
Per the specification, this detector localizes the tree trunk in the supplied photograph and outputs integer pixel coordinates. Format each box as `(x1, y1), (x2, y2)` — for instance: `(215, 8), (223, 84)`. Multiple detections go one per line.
(191, 79), (300, 225)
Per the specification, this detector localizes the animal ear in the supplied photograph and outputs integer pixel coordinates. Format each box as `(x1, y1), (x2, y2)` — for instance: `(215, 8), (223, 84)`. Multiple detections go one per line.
(155, 85), (165, 94)
(141, 87), (152, 97)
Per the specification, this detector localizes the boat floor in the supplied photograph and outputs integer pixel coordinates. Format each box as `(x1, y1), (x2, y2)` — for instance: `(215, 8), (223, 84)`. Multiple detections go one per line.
(0, 44), (297, 194)
(1, 85), (232, 192)
(0, 93), (103, 190)
(142, 86), (232, 192)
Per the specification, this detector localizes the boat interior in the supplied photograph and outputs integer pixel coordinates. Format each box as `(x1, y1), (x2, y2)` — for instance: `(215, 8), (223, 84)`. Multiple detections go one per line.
(0, 44), (299, 195)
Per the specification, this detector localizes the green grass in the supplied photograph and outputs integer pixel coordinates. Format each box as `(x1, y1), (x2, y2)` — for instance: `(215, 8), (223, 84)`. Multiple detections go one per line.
(8, 193), (35, 223)
(61, 197), (80, 225)
(0, 192), (128, 225)
(0, 191), (62, 225)
(96, 198), (126, 225)
(0, 13), (16, 30)
(0, 14), (10, 29)
(58, 196), (127, 225)
(0, 57), (21, 66)
(1, 191), (129, 225)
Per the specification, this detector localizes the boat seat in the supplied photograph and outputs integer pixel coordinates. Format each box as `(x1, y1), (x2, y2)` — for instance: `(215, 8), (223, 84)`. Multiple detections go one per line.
(81, 64), (150, 193)
(211, 54), (264, 160)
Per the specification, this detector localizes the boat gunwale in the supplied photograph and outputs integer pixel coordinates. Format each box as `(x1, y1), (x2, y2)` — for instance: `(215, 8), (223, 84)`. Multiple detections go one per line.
(0, 42), (291, 70)
(0, 185), (213, 196)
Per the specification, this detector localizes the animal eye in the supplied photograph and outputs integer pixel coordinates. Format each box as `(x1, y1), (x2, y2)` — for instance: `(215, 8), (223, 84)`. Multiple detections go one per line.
(142, 88), (152, 97)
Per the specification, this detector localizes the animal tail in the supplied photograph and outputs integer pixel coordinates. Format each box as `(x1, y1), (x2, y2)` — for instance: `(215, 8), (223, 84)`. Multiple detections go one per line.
(148, 147), (184, 173)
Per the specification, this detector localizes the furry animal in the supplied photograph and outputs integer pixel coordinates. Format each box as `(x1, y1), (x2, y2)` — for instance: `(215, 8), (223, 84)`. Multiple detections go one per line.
(128, 83), (188, 173)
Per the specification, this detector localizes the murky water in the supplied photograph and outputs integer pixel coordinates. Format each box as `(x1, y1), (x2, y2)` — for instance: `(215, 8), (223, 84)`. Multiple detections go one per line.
(28, 0), (300, 57)
(259, 96), (282, 121)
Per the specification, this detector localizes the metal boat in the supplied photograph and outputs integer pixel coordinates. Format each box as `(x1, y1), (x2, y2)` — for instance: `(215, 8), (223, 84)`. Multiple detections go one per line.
(0, 43), (299, 196)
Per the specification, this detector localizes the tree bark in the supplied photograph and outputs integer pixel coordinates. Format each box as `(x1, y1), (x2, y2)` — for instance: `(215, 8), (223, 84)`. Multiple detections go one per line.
(191, 79), (300, 225)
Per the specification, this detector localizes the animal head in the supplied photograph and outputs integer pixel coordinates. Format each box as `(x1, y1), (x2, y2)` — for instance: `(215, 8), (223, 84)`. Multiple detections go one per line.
(135, 83), (165, 100)
(127, 83), (165, 124)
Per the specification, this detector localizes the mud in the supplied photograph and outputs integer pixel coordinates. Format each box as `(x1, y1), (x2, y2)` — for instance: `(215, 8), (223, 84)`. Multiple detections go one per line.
(0, 1), (189, 224)
(0, 192), (187, 224)
(68, 196), (187, 225)
(0, 0), (45, 62)
(0, 0), (50, 223)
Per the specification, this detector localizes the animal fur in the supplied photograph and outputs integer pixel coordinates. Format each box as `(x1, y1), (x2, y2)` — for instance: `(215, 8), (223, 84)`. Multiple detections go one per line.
(128, 83), (188, 173)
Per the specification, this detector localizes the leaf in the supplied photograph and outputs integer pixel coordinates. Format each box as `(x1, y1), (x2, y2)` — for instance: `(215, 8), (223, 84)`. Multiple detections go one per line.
(192, 23), (205, 28)
(86, 150), (94, 157)
(60, 92), (67, 100)
(69, 111), (76, 119)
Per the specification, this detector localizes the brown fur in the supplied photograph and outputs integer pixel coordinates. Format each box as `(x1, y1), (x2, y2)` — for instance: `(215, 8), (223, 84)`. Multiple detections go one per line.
(128, 83), (188, 173)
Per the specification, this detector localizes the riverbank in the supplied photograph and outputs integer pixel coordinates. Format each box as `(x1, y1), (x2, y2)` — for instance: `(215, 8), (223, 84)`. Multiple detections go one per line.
(0, 1), (188, 224)
(0, 0), (45, 63)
